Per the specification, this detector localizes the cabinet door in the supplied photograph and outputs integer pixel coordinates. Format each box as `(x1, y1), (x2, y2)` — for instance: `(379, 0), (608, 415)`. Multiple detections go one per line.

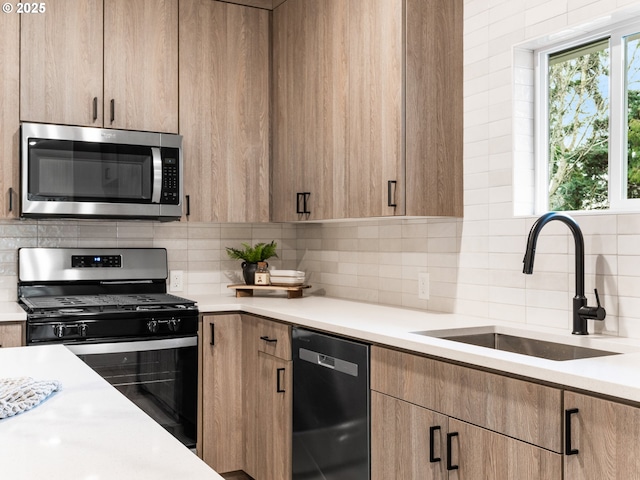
(271, 0), (348, 222)
(372, 391), (447, 480)
(199, 315), (243, 473)
(449, 419), (561, 479)
(0, 323), (24, 348)
(20, 0), (103, 126)
(0, 6), (20, 218)
(256, 352), (292, 480)
(104, 0), (178, 133)
(348, 0), (404, 218)
(565, 391), (640, 479)
(179, 0), (269, 222)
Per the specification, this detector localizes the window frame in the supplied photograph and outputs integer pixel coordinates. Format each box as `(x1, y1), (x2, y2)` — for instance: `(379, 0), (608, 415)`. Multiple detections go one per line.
(534, 20), (640, 213)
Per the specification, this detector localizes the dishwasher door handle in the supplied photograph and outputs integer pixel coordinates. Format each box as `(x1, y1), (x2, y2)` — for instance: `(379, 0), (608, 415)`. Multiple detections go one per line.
(299, 347), (359, 377)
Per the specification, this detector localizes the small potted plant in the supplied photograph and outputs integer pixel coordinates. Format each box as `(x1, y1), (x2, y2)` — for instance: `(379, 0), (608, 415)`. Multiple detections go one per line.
(226, 241), (278, 285)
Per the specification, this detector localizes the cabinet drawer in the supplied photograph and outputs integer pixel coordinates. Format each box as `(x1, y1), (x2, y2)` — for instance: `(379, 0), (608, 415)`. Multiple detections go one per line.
(371, 345), (562, 453)
(255, 318), (291, 361)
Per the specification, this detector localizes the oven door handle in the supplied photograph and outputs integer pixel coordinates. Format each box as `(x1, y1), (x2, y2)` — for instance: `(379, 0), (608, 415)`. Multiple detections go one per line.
(151, 146), (162, 204)
(65, 336), (197, 355)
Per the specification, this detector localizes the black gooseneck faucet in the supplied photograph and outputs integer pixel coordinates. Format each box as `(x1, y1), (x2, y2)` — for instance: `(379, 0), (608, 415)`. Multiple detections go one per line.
(523, 212), (606, 335)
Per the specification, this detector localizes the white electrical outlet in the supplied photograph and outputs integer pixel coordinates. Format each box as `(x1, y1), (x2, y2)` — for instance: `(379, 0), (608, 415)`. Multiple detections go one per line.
(170, 270), (183, 292)
(418, 272), (429, 300)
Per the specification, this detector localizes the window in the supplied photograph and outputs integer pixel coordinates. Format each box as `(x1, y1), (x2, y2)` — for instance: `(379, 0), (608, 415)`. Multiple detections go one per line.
(537, 23), (640, 212)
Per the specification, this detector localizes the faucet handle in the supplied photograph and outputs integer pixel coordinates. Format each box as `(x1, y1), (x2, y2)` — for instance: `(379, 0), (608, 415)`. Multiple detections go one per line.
(579, 289), (606, 322)
(594, 288), (602, 308)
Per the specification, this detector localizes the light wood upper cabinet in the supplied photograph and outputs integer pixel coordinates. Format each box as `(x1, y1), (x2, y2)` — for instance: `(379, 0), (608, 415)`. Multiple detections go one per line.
(20, 0), (178, 133)
(271, 0), (348, 221)
(0, 323), (25, 348)
(104, 0), (178, 133)
(0, 7), (20, 218)
(272, 0), (463, 221)
(180, 0), (269, 222)
(564, 391), (640, 479)
(20, 0), (104, 127)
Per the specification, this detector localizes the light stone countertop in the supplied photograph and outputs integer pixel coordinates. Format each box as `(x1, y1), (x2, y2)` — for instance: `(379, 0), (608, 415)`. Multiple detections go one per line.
(0, 301), (27, 321)
(193, 293), (640, 404)
(0, 344), (223, 480)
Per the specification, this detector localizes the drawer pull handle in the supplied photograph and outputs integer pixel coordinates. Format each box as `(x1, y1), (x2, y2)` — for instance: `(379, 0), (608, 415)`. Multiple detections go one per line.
(429, 425), (441, 462)
(260, 335), (278, 343)
(276, 367), (285, 393)
(446, 432), (459, 471)
(210, 323), (215, 346)
(565, 408), (579, 455)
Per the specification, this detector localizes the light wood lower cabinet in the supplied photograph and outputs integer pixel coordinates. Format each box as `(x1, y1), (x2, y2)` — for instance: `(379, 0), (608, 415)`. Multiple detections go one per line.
(199, 313), (291, 480)
(371, 346), (563, 479)
(199, 314), (244, 472)
(564, 391), (640, 479)
(0, 322), (25, 348)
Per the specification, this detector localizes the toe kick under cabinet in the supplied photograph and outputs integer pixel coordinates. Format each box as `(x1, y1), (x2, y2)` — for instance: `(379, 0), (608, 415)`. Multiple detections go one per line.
(371, 346), (563, 479)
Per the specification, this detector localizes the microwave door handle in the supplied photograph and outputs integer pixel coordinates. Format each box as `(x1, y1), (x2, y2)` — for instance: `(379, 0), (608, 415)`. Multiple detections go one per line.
(151, 147), (162, 203)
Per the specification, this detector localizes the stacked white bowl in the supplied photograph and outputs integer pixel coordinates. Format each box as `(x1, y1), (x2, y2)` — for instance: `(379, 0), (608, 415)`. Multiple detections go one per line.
(269, 269), (306, 286)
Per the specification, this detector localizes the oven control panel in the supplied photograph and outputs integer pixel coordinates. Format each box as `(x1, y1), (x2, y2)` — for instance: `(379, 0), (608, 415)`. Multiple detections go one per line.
(72, 255), (122, 268)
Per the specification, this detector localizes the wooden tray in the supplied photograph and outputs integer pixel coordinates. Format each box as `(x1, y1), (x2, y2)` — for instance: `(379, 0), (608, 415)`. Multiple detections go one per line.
(227, 284), (311, 299)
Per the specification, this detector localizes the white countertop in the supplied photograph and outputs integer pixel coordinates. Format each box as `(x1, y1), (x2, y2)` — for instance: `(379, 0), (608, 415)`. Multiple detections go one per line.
(0, 301), (27, 321)
(0, 345), (223, 480)
(193, 293), (640, 403)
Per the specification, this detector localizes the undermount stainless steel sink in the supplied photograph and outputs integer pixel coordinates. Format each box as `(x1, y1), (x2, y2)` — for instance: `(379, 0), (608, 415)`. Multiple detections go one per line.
(413, 327), (622, 361)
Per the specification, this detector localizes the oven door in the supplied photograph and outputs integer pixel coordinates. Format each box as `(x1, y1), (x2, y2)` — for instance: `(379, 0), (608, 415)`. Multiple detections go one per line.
(67, 337), (197, 448)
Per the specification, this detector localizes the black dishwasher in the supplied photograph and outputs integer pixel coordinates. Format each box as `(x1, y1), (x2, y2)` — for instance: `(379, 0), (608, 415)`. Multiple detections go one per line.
(292, 327), (370, 480)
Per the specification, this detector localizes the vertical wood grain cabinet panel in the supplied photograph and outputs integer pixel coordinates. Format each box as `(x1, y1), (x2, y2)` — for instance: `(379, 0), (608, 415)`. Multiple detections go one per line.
(199, 314), (244, 473)
(20, 0), (104, 127)
(104, 0), (178, 133)
(0, 7), (20, 218)
(0, 323), (25, 348)
(271, 0), (348, 221)
(565, 391), (640, 479)
(348, 0), (404, 218)
(180, 0), (269, 222)
(405, 0), (463, 217)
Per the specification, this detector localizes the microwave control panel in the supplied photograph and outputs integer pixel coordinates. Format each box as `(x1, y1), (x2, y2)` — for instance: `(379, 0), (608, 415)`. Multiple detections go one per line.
(161, 151), (179, 205)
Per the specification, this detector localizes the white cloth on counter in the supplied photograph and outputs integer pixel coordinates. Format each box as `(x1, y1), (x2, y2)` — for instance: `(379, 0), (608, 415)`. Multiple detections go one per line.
(0, 376), (61, 419)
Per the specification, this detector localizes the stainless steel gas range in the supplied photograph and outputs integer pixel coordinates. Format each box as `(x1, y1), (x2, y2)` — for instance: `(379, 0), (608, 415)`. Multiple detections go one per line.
(18, 247), (199, 448)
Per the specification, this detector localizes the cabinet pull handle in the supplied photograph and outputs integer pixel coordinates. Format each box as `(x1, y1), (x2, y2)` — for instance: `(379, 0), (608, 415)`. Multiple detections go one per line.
(8, 187), (13, 213)
(210, 323), (215, 346)
(110, 99), (115, 123)
(185, 195), (191, 216)
(303, 192), (310, 214)
(296, 193), (304, 214)
(446, 432), (459, 471)
(276, 367), (285, 393)
(565, 408), (579, 455)
(387, 180), (397, 207)
(92, 97), (98, 121)
(429, 425), (441, 463)
(260, 335), (278, 343)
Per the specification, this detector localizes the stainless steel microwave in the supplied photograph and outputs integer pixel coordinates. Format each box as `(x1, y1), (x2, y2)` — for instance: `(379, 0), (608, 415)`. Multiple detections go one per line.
(20, 123), (183, 220)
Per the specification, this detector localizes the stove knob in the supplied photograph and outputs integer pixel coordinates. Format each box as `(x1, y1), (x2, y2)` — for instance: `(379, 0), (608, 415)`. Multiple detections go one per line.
(53, 324), (65, 338)
(147, 319), (159, 334)
(168, 318), (181, 332)
(77, 323), (88, 337)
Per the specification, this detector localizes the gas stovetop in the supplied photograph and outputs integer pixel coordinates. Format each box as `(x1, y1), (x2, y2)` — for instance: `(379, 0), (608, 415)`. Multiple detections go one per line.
(21, 293), (197, 316)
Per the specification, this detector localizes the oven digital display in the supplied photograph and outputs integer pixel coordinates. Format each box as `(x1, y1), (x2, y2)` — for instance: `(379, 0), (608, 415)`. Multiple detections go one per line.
(71, 255), (122, 268)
